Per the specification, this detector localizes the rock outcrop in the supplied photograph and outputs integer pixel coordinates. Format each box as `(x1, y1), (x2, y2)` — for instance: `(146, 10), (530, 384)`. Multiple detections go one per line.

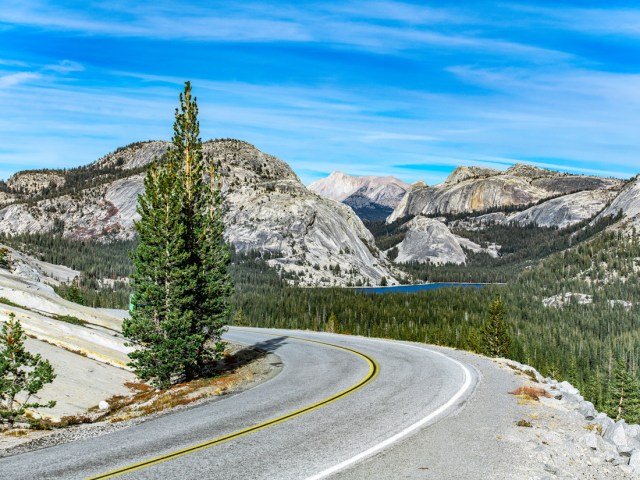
(597, 175), (640, 233)
(393, 217), (468, 265)
(542, 292), (594, 308)
(388, 163), (623, 223)
(508, 189), (616, 229)
(502, 358), (640, 475)
(0, 140), (397, 287)
(6, 171), (66, 195)
(444, 166), (500, 185)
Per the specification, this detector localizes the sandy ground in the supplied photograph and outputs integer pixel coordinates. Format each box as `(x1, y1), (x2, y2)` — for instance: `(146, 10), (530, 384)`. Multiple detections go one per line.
(0, 343), (282, 456)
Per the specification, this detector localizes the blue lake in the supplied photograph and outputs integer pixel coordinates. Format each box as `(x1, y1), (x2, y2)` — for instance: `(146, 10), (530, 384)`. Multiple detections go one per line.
(353, 283), (495, 294)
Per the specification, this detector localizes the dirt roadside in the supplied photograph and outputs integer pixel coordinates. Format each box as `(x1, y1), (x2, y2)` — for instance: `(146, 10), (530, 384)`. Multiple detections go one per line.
(0, 341), (283, 458)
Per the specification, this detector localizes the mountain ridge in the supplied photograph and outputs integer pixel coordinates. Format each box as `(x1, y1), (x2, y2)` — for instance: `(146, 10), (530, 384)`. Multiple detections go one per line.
(0, 140), (398, 287)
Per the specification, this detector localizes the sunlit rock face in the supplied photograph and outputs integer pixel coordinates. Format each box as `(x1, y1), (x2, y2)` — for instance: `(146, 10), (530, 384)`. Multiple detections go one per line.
(388, 164), (623, 223)
(309, 171), (410, 222)
(596, 175), (640, 234)
(392, 216), (467, 265)
(0, 140), (398, 286)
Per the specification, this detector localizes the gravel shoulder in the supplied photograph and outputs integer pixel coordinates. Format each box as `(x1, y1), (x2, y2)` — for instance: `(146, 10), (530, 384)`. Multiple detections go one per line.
(336, 344), (637, 479)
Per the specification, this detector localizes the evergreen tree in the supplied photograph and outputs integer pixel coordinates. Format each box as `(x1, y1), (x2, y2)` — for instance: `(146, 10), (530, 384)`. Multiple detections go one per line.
(326, 312), (338, 333)
(0, 313), (56, 426)
(480, 295), (511, 358)
(606, 359), (640, 423)
(123, 82), (232, 387)
(0, 247), (11, 270)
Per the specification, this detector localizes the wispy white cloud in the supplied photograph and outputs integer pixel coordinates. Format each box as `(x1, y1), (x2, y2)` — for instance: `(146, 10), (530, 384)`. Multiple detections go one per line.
(358, 131), (437, 143)
(0, 0), (570, 62)
(510, 5), (640, 39)
(44, 59), (84, 73)
(325, 2), (471, 25)
(0, 58), (29, 67)
(0, 72), (40, 88)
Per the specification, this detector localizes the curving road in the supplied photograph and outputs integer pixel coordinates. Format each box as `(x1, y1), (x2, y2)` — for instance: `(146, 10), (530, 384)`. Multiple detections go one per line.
(0, 328), (478, 479)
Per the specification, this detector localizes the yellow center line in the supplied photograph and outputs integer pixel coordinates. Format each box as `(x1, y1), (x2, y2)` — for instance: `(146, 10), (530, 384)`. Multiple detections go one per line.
(88, 333), (379, 479)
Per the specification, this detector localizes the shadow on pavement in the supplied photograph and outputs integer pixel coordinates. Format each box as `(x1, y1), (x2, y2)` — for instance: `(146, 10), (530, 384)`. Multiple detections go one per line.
(204, 336), (287, 376)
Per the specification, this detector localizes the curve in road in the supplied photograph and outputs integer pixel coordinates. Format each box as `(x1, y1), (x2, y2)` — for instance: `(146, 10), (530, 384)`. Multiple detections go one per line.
(89, 333), (379, 479)
(0, 328), (478, 479)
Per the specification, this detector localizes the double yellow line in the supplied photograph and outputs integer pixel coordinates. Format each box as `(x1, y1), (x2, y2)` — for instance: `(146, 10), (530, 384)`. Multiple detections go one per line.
(89, 334), (379, 479)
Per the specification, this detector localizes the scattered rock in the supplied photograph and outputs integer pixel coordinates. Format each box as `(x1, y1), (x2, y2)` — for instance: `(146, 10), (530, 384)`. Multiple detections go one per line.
(98, 401), (109, 411)
(578, 401), (596, 420)
(581, 432), (599, 450)
(608, 299), (634, 310)
(604, 420), (628, 447)
(612, 456), (630, 467)
(593, 413), (615, 432)
(629, 450), (640, 471)
(542, 292), (593, 309)
(617, 445), (634, 457)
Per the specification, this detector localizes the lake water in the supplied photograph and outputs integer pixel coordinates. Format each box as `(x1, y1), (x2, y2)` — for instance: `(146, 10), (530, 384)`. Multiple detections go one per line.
(353, 283), (494, 294)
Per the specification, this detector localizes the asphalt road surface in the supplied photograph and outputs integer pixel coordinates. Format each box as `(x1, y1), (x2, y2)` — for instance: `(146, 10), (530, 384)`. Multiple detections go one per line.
(0, 327), (477, 479)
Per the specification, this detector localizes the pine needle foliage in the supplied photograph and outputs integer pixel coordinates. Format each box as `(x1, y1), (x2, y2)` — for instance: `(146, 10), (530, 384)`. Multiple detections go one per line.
(480, 295), (511, 358)
(123, 82), (232, 388)
(0, 313), (56, 426)
(606, 359), (640, 424)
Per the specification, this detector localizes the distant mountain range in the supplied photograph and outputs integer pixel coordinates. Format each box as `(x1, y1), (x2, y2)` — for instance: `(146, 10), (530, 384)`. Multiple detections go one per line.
(308, 171), (410, 221)
(1, 140), (639, 285)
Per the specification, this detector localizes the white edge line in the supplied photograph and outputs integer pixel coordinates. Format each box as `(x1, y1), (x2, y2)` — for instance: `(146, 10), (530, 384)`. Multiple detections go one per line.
(304, 339), (474, 480)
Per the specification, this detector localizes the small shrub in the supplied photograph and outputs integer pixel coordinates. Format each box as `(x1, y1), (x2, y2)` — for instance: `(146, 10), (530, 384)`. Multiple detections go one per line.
(0, 247), (11, 269)
(0, 297), (23, 308)
(54, 315), (87, 327)
(516, 419), (533, 428)
(28, 418), (55, 430)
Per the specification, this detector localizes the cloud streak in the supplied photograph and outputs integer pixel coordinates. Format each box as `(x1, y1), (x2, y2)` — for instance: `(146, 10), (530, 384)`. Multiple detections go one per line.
(0, 1), (639, 185)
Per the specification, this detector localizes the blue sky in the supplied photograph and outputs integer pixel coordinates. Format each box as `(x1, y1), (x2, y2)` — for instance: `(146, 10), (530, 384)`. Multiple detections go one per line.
(0, 1), (639, 185)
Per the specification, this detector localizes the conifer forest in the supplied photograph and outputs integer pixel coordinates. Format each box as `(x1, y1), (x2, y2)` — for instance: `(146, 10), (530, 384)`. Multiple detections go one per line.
(3, 221), (639, 420)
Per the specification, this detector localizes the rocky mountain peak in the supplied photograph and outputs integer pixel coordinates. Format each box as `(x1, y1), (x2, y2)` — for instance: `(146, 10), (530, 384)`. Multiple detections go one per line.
(205, 139), (300, 186)
(444, 166), (500, 185)
(308, 171), (409, 207)
(93, 140), (168, 170)
(388, 162), (624, 223)
(6, 171), (66, 195)
(0, 140), (397, 287)
(505, 163), (560, 179)
(308, 170), (411, 222)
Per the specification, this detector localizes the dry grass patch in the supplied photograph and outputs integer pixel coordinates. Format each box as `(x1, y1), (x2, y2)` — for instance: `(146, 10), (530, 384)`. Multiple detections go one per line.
(106, 344), (271, 423)
(584, 423), (604, 435)
(506, 364), (539, 383)
(108, 374), (238, 422)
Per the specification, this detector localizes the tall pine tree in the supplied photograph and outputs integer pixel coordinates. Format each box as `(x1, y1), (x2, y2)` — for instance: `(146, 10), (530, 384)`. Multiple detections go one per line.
(606, 358), (640, 423)
(480, 295), (511, 358)
(123, 82), (232, 387)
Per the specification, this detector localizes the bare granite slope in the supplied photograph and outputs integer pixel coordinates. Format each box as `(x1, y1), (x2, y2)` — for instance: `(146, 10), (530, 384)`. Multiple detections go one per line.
(0, 140), (397, 286)
(388, 164), (622, 223)
(596, 175), (640, 234)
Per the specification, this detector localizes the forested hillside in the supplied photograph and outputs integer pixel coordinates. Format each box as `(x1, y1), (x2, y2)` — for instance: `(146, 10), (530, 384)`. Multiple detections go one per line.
(231, 231), (640, 419)
(3, 225), (639, 419)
